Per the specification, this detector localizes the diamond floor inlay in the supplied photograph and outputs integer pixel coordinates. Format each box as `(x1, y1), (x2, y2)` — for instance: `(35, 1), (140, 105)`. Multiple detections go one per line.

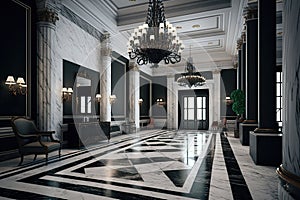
(0, 129), (279, 199)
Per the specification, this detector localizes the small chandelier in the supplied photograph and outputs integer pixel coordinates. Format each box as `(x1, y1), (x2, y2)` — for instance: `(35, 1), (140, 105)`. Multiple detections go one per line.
(127, 0), (184, 68)
(177, 47), (206, 88)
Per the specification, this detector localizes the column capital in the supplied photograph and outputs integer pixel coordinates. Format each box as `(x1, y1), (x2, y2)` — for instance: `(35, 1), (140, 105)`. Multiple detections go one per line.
(167, 74), (175, 79)
(129, 61), (139, 71)
(37, 8), (59, 25)
(212, 69), (221, 74)
(243, 4), (258, 21)
(101, 31), (111, 42)
(236, 38), (243, 50)
(101, 32), (112, 57)
(36, 0), (60, 25)
(241, 31), (246, 43)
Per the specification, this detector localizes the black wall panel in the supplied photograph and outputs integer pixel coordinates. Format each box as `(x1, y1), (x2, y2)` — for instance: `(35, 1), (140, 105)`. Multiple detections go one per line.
(221, 69), (237, 118)
(63, 60), (100, 117)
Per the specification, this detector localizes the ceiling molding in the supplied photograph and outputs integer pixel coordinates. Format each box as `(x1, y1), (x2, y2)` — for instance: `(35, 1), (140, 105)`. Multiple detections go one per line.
(116, 0), (231, 27)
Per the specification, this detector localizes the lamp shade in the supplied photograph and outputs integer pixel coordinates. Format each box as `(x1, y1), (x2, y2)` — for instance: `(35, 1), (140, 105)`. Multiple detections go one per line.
(96, 94), (102, 99)
(62, 88), (68, 92)
(67, 88), (73, 93)
(16, 77), (25, 84)
(5, 76), (15, 84)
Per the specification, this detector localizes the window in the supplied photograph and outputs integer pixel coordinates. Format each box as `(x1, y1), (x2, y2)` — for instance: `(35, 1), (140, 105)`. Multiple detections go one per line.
(80, 96), (92, 114)
(276, 71), (282, 129)
(197, 97), (206, 120)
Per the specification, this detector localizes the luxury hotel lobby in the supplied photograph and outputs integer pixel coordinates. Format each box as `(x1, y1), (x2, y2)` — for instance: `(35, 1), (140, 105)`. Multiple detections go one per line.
(0, 0), (299, 199)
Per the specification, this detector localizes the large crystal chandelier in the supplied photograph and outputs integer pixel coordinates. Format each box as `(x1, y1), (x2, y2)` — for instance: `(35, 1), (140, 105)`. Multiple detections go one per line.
(127, 0), (184, 68)
(177, 47), (206, 88)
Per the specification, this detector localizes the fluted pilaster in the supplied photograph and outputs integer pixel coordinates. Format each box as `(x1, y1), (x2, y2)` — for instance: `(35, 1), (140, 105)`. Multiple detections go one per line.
(36, 2), (59, 131)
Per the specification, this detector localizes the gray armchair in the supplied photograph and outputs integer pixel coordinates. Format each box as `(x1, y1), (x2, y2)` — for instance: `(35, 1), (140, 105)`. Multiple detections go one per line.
(11, 117), (61, 165)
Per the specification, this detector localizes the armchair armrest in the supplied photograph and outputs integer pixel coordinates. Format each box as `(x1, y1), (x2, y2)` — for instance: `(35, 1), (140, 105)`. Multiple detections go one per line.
(18, 134), (39, 139)
(36, 131), (60, 143)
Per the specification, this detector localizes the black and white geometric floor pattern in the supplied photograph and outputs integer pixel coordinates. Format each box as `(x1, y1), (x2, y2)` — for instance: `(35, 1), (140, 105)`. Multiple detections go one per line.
(0, 130), (216, 200)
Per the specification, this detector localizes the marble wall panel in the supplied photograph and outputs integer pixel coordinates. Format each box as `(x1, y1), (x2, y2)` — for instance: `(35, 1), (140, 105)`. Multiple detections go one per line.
(50, 14), (101, 134)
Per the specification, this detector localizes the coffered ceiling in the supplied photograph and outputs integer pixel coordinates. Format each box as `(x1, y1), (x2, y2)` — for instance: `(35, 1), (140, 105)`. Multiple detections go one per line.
(63, 0), (284, 76)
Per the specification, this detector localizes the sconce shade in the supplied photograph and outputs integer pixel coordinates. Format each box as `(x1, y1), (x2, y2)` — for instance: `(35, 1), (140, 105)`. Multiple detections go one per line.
(5, 76), (16, 85)
(62, 87), (73, 101)
(109, 94), (117, 104)
(96, 94), (102, 99)
(67, 88), (73, 93)
(16, 77), (25, 84)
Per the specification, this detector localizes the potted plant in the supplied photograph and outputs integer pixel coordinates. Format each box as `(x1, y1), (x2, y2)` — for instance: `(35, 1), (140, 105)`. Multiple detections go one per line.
(230, 89), (245, 137)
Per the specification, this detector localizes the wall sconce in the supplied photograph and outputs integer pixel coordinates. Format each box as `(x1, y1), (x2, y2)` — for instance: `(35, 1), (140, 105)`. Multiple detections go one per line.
(138, 98), (143, 105)
(5, 76), (27, 95)
(62, 87), (73, 101)
(156, 98), (166, 106)
(95, 94), (102, 103)
(109, 94), (117, 104)
(225, 96), (233, 105)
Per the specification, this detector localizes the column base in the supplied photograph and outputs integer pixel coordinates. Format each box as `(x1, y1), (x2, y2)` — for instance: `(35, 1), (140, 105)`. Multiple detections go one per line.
(249, 131), (282, 166)
(277, 164), (300, 199)
(239, 122), (258, 145)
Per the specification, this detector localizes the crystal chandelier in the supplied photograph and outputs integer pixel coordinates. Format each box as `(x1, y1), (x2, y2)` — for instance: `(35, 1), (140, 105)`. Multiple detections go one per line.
(127, 0), (184, 68)
(177, 47), (206, 88)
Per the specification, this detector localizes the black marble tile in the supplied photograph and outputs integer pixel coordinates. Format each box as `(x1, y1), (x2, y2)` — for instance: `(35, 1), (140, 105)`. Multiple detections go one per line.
(100, 159), (132, 166)
(129, 157), (152, 165)
(150, 157), (174, 162)
(163, 169), (192, 187)
(146, 139), (161, 142)
(220, 133), (253, 200)
(170, 144), (184, 148)
(0, 187), (64, 200)
(157, 149), (182, 152)
(147, 143), (167, 146)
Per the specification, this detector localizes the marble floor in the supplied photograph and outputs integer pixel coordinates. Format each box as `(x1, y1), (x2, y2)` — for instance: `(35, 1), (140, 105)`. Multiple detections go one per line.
(0, 129), (278, 200)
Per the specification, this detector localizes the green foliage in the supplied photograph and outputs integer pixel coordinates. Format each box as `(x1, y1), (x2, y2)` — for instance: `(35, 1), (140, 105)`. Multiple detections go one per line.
(230, 89), (245, 115)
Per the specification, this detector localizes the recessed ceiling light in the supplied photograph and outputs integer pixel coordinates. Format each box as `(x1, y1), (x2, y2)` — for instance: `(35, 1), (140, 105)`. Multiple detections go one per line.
(192, 24), (200, 29)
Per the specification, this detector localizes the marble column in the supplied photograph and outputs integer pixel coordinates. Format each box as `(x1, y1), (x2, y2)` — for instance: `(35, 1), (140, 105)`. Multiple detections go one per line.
(240, 4), (258, 145)
(249, 0), (282, 166)
(128, 60), (140, 129)
(240, 33), (246, 93)
(36, 3), (59, 131)
(236, 38), (243, 90)
(277, 0), (300, 199)
(255, 0), (277, 131)
(244, 4), (258, 122)
(213, 70), (221, 122)
(167, 75), (176, 130)
(99, 32), (112, 122)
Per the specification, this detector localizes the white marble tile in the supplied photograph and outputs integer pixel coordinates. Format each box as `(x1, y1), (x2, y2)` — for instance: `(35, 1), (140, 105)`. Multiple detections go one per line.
(209, 133), (233, 200)
(227, 134), (278, 200)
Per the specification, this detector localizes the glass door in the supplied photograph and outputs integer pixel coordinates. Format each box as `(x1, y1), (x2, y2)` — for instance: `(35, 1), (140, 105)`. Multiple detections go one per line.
(182, 95), (208, 130)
